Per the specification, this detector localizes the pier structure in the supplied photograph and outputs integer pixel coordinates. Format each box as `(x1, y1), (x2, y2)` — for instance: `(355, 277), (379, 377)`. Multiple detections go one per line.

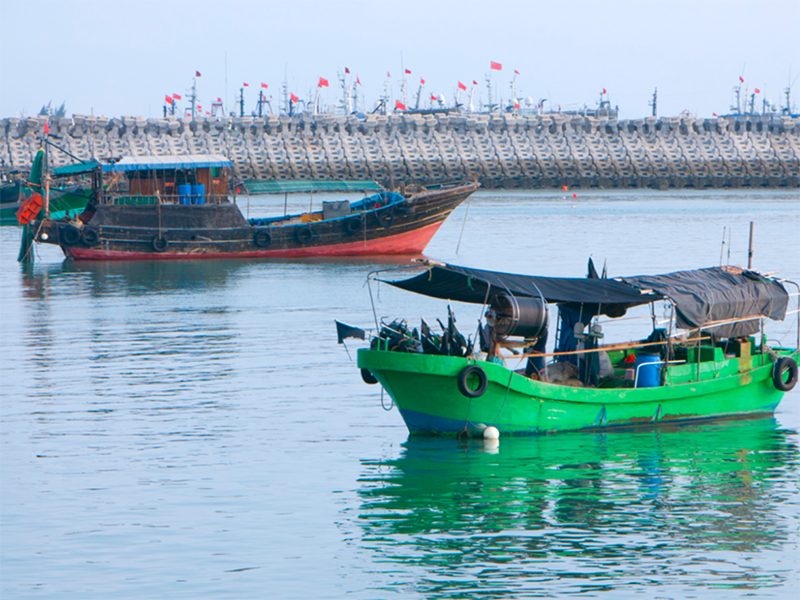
(2, 113), (798, 189)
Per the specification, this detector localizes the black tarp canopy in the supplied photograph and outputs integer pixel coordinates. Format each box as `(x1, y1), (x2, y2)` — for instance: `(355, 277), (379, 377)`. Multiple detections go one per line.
(621, 267), (789, 337)
(385, 263), (790, 337)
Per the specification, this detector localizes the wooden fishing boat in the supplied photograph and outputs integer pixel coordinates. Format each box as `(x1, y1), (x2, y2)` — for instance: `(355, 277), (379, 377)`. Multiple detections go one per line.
(29, 155), (478, 260)
(353, 262), (799, 437)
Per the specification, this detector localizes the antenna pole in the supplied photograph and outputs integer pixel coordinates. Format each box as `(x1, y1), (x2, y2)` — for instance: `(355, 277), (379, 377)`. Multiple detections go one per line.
(748, 222), (754, 270)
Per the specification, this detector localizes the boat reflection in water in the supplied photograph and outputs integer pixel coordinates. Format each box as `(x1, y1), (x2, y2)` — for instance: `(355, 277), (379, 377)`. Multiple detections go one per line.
(356, 417), (798, 596)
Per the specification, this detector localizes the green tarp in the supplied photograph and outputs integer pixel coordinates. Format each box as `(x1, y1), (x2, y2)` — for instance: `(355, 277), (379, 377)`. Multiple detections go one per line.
(243, 179), (382, 195)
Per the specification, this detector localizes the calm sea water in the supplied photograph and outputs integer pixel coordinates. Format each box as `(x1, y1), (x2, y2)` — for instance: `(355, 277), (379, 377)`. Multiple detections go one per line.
(1, 189), (799, 599)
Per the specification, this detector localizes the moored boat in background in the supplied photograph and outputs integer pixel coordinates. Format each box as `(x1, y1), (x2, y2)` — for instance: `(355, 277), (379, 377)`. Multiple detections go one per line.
(30, 155), (478, 260)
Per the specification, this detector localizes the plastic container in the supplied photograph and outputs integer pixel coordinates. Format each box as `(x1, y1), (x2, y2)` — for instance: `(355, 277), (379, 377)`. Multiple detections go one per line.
(635, 353), (661, 388)
(192, 184), (206, 205)
(177, 184), (192, 205)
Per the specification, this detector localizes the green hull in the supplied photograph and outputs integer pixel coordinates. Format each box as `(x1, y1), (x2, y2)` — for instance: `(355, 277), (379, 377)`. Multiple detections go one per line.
(357, 347), (799, 436)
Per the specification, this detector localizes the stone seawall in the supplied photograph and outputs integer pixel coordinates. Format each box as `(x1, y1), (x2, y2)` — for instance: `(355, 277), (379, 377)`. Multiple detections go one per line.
(2, 113), (799, 189)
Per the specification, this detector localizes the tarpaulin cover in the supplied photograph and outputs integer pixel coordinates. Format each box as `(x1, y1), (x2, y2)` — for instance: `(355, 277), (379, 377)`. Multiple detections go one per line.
(244, 179), (382, 195)
(385, 264), (661, 317)
(621, 267), (789, 337)
(386, 263), (790, 336)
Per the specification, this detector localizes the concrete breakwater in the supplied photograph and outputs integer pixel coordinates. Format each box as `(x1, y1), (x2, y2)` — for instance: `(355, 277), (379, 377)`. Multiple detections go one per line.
(2, 113), (799, 189)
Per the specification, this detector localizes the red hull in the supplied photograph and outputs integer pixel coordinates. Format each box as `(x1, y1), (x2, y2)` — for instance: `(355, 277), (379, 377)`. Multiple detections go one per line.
(66, 221), (444, 260)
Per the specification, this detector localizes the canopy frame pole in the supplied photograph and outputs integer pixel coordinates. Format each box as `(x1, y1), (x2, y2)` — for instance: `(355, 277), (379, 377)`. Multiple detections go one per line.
(696, 328), (702, 382)
(284, 192), (288, 217)
(666, 300), (676, 365)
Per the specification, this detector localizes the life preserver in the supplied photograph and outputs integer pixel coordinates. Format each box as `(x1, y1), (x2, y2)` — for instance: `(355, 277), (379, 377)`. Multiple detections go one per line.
(81, 227), (100, 247)
(60, 224), (81, 247)
(772, 356), (798, 392)
(361, 368), (379, 385)
(295, 226), (313, 245)
(345, 216), (363, 235)
(457, 364), (488, 398)
(377, 209), (394, 228)
(254, 229), (271, 247)
(152, 236), (168, 252)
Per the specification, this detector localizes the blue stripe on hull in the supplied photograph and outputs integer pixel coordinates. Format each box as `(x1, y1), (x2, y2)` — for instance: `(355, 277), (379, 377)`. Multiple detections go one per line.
(398, 408), (540, 436)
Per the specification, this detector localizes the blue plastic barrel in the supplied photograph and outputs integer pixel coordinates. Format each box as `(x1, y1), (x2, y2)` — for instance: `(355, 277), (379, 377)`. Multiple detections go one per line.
(177, 184), (192, 205)
(635, 353), (661, 388)
(192, 184), (206, 205)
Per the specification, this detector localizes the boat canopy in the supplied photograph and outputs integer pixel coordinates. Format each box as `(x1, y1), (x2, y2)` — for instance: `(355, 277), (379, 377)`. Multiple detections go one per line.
(620, 267), (789, 338)
(243, 179), (383, 195)
(386, 263), (790, 336)
(52, 155), (232, 176)
(385, 263), (660, 318)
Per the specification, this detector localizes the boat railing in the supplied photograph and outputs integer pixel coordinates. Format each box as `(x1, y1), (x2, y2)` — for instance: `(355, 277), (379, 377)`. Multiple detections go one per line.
(103, 192), (230, 206)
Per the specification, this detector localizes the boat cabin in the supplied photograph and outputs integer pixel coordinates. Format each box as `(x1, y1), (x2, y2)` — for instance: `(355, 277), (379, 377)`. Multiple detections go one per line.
(52, 155), (232, 207)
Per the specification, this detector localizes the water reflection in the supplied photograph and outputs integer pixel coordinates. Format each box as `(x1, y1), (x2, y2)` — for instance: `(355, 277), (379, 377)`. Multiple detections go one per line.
(357, 418), (798, 597)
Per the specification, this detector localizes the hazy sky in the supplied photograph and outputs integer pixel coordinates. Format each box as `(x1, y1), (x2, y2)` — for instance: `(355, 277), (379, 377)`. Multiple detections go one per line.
(1, 0), (798, 120)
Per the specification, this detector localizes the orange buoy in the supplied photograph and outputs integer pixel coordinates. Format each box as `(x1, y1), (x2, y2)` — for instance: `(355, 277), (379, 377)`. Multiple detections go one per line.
(16, 193), (43, 225)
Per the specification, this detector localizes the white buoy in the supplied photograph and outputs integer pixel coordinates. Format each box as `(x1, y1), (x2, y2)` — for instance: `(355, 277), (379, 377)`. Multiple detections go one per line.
(483, 426), (500, 440)
(41, 232), (48, 240)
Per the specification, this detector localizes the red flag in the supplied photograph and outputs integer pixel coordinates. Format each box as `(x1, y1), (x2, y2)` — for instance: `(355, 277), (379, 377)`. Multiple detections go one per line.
(206, 111), (210, 116)
(405, 69), (411, 74)
(173, 93), (182, 100)
(602, 88), (607, 94)
(345, 67), (350, 74)
(261, 83), (268, 89)
(739, 76), (744, 83)
(420, 78), (425, 85)
(357, 76), (362, 85)
(197, 104), (202, 110)
(431, 94), (437, 101)
(291, 93), (299, 102)
(318, 77), (329, 88)
(490, 61), (502, 71)
(713, 113), (718, 117)
(165, 95), (173, 104)
(217, 97), (222, 102)
(44, 121), (49, 135)
(754, 88), (761, 94)
(395, 100), (406, 111)
(473, 80), (477, 85)
(243, 82), (249, 87)
(458, 81), (467, 91)
(514, 101), (520, 109)
(196, 71), (201, 77)
(514, 70), (519, 75)
(387, 72), (391, 78)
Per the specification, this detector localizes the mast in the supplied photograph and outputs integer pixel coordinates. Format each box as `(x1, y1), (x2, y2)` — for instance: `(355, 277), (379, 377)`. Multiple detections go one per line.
(189, 76), (198, 119)
(339, 70), (352, 114)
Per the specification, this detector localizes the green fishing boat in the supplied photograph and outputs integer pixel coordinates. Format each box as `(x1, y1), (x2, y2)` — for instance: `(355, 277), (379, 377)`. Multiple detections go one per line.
(1, 149), (90, 226)
(352, 261), (799, 437)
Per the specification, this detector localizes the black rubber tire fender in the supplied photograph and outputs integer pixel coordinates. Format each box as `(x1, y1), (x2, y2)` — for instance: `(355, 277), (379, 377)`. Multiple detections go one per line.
(345, 216), (363, 235)
(254, 229), (272, 248)
(377, 208), (394, 228)
(152, 236), (168, 252)
(60, 224), (81, 247)
(457, 364), (488, 398)
(361, 368), (379, 385)
(773, 356), (798, 392)
(81, 227), (100, 247)
(295, 226), (313, 245)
